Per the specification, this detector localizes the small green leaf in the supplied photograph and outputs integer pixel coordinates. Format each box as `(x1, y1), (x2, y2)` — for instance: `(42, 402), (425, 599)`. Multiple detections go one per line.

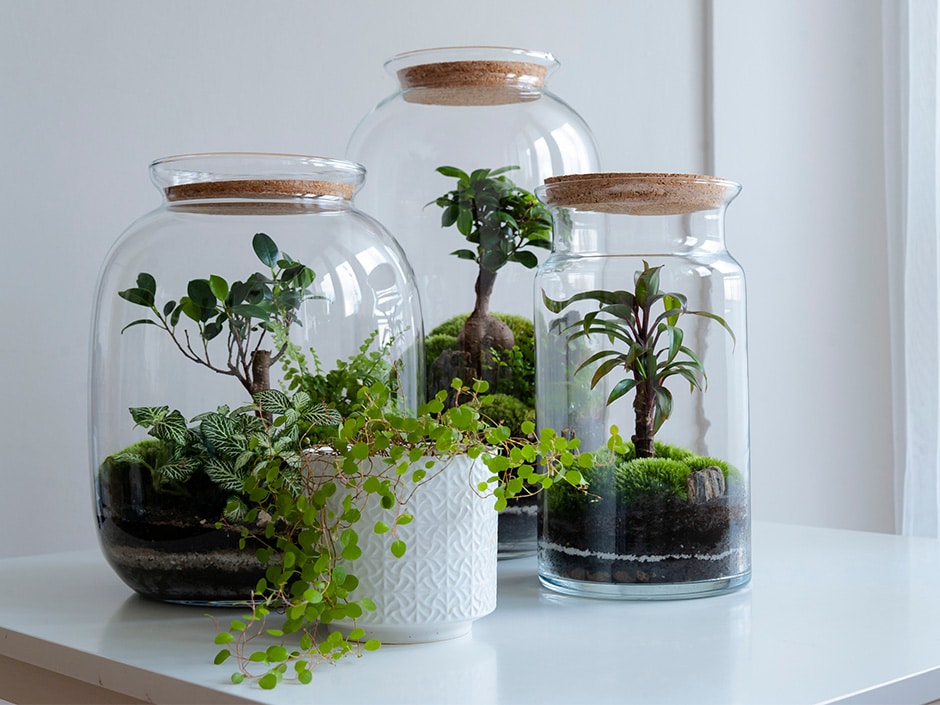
(258, 672), (279, 690)
(214, 632), (234, 645)
(214, 649), (231, 665)
(390, 540), (406, 558)
(209, 274), (229, 301)
(253, 233), (279, 267)
(364, 639), (381, 651)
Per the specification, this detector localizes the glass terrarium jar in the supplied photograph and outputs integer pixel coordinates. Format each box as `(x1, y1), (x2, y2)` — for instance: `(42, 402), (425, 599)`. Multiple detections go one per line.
(346, 46), (600, 557)
(534, 173), (750, 599)
(89, 153), (423, 604)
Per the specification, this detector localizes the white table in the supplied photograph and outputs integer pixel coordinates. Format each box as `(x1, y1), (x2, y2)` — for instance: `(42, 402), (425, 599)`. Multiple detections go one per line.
(1, 522), (940, 705)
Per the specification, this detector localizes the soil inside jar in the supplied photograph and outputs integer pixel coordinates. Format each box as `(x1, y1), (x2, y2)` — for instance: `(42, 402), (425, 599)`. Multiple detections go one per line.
(97, 459), (266, 604)
(539, 493), (749, 584)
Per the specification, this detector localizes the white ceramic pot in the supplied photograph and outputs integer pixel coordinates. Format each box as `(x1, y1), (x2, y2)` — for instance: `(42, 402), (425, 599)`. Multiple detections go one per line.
(334, 453), (498, 643)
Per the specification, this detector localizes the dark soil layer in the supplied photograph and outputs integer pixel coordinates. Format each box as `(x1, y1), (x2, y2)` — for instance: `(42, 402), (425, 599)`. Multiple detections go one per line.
(540, 494), (749, 584)
(97, 460), (265, 603)
(498, 493), (538, 558)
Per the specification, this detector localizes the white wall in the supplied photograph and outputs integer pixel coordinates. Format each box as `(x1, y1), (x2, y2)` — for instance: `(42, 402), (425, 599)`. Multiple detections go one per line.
(0, 0), (892, 559)
(713, 0), (894, 533)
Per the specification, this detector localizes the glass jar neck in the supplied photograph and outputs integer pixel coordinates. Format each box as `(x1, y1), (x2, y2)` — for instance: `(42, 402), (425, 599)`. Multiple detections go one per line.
(547, 209), (730, 256)
(150, 153), (364, 205)
(386, 46), (557, 106)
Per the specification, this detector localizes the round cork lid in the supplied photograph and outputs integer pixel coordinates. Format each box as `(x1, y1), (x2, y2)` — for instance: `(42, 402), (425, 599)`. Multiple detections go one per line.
(165, 179), (354, 202)
(538, 173), (741, 215)
(387, 46), (556, 106)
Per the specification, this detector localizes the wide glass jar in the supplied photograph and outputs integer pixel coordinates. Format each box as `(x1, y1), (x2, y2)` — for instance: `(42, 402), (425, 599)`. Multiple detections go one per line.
(534, 173), (750, 599)
(89, 153), (423, 604)
(346, 46), (600, 557)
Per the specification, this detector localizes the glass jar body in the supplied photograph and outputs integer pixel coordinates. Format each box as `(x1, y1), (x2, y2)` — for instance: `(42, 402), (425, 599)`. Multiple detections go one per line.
(534, 174), (750, 599)
(89, 154), (423, 604)
(346, 47), (600, 557)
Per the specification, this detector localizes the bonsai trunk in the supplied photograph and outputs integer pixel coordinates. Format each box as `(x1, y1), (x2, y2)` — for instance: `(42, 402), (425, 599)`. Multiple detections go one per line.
(249, 350), (272, 395)
(632, 381), (656, 458)
(456, 266), (515, 384)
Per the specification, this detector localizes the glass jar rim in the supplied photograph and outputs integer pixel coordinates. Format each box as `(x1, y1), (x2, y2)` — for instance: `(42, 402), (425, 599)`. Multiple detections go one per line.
(384, 45), (558, 76)
(150, 153), (365, 201)
(537, 172), (742, 216)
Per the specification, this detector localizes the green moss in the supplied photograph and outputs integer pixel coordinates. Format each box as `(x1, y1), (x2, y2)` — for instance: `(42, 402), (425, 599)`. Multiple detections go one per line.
(615, 457), (691, 503)
(549, 442), (741, 516)
(426, 312), (536, 410)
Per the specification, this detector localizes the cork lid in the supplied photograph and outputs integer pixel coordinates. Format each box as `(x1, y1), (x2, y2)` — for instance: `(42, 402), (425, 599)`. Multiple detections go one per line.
(151, 153), (364, 204)
(165, 179), (354, 202)
(387, 46), (556, 106)
(538, 173), (741, 215)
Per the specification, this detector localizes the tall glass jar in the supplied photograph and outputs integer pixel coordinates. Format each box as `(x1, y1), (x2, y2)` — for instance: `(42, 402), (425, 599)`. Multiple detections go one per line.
(534, 173), (750, 599)
(89, 153), (423, 604)
(346, 46), (600, 557)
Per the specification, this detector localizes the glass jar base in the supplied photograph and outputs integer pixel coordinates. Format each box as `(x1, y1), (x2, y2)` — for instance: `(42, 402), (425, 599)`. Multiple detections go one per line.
(538, 570), (751, 601)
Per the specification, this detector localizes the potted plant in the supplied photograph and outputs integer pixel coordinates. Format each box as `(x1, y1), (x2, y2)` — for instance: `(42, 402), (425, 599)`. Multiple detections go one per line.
(539, 261), (748, 591)
(428, 165), (551, 554)
(207, 375), (589, 689)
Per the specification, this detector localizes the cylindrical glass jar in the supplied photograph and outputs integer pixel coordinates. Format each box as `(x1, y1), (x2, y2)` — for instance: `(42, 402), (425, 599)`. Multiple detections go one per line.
(346, 46), (601, 557)
(534, 173), (750, 599)
(89, 153), (423, 604)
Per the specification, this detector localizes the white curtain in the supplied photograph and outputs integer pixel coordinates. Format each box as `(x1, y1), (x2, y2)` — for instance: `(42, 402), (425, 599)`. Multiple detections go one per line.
(885, 0), (940, 537)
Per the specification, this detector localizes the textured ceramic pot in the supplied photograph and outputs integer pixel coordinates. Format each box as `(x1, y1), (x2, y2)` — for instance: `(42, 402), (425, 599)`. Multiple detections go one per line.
(333, 453), (497, 642)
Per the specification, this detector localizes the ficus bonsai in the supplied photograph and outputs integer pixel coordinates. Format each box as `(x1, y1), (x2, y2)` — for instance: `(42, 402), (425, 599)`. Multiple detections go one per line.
(429, 165), (551, 395)
(118, 232), (315, 397)
(543, 260), (735, 458)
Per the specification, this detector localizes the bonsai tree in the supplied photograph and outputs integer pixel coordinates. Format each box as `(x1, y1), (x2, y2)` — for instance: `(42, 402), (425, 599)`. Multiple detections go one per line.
(543, 260), (735, 458)
(429, 165), (551, 395)
(118, 232), (315, 396)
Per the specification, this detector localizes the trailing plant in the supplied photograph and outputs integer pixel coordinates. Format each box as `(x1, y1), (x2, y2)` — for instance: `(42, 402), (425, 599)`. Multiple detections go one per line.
(428, 166), (551, 395)
(543, 260), (734, 458)
(209, 378), (591, 689)
(118, 232), (316, 396)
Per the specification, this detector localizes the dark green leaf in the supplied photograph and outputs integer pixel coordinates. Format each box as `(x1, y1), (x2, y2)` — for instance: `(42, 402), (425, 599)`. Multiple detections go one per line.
(450, 248), (477, 262)
(120, 318), (159, 334)
(136, 272), (156, 295)
(253, 233), (279, 267)
(511, 250), (539, 269)
(117, 287), (155, 307)
(187, 279), (216, 310)
(607, 378), (638, 405)
(231, 303), (272, 320)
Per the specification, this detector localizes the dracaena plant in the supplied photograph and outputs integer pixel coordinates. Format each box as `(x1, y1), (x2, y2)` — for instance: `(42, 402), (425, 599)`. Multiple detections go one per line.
(543, 260), (735, 458)
(118, 232), (315, 396)
(429, 165), (551, 394)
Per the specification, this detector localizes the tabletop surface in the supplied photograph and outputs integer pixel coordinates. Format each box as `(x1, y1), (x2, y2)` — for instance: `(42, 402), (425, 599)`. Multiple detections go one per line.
(2, 521), (940, 705)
